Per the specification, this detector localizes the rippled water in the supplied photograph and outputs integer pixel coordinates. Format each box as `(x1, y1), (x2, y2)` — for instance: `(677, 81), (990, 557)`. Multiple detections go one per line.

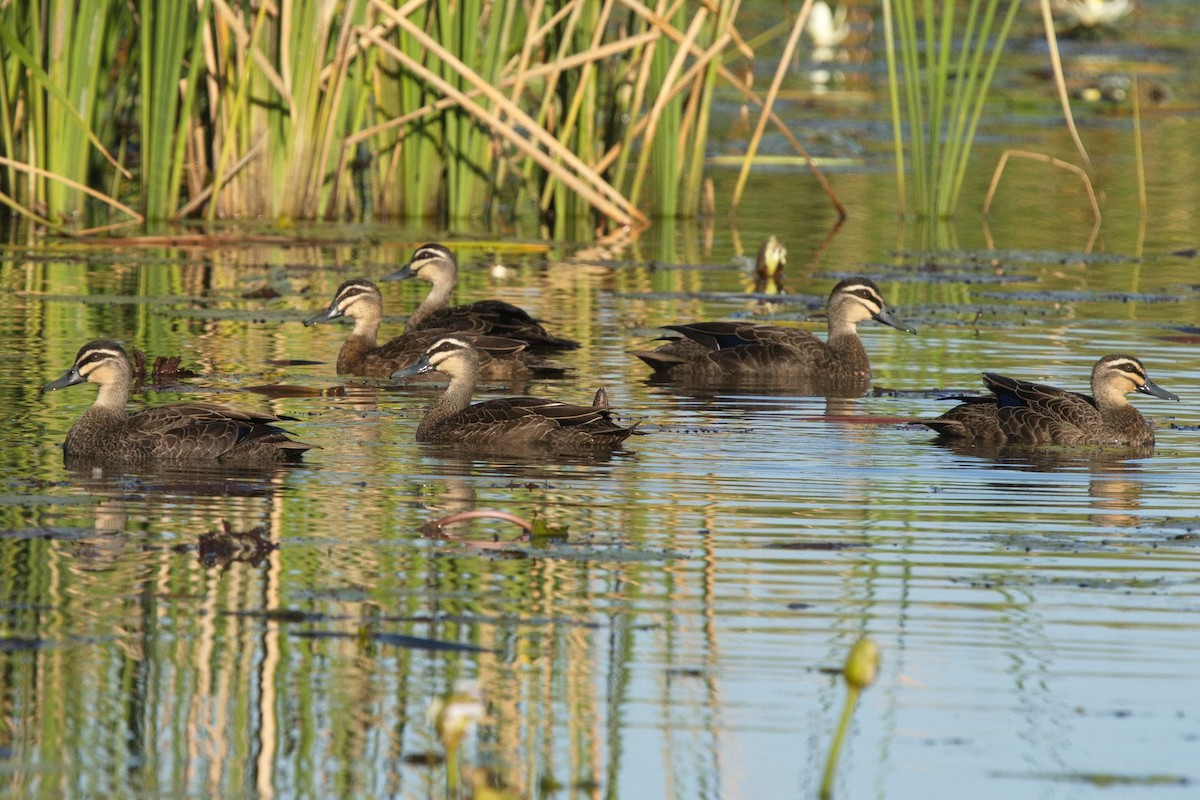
(6, 5), (1200, 798)
(4, 236), (1198, 800)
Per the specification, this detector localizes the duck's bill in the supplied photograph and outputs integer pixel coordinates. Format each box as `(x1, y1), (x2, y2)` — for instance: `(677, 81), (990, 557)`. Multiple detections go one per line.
(1140, 378), (1179, 402)
(875, 307), (916, 334)
(379, 263), (415, 282)
(42, 367), (85, 393)
(304, 305), (342, 326)
(390, 354), (434, 380)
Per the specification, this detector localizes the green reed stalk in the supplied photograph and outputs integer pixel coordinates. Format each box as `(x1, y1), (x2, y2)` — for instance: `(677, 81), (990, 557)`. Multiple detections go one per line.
(140, 0), (205, 221)
(946, 0), (1021, 214)
(886, 0), (925, 213)
(395, 3), (445, 218)
(608, 12), (652, 204)
(539, 0), (608, 220)
(0, 0), (128, 224)
(886, 0), (1021, 219)
(628, 3), (692, 214)
(680, 0), (731, 214)
(880, 0), (906, 215)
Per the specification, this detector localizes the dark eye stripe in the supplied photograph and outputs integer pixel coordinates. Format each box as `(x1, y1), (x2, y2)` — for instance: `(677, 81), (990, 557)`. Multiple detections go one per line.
(1109, 360), (1146, 378)
(842, 285), (883, 307)
(414, 244), (451, 263)
(428, 338), (471, 357)
(77, 350), (122, 368)
(335, 283), (378, 304)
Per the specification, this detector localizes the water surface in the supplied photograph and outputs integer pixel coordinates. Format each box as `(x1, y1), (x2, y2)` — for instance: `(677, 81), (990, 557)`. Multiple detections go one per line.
(4, 5), (1200, 798)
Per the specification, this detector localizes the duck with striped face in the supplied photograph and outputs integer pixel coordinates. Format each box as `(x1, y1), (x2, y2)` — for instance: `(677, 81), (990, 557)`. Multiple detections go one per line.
(392, 337), (637, 453)
(303, 278), (565, 380)
(633, 276), (914, 393)
(43, 340), (314, 465)
(381, 243), (579, 352)
(923, 354), (1178, 447)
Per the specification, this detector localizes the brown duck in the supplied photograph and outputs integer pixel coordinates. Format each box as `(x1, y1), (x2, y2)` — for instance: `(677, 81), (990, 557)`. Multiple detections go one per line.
(392, 337), (637, 452)
(381, 243), (579, 351)
(633, 277), (913, 389)
(923, 354), (1178, 446)
(304, 279), (566, 380)
(43, 340), (314, 464)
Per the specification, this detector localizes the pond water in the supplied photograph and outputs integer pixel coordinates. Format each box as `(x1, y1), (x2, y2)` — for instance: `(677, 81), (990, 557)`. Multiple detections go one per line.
(5, 5), (1200, 800)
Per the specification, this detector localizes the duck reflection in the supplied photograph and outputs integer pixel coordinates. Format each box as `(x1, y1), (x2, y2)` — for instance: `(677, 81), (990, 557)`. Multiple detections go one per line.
(930, 438), (1148, 529)
(645, 380), (866, 416)
(56, 460), (299, 576)
(63, 459), (299, 499)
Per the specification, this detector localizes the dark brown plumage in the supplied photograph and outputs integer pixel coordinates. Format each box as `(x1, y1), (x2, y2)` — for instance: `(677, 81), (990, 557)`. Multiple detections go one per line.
(304, 279), (566, 380)
(923, 354), (1178, 446)
(42, 340), (314, 465)
(392, 337), (637, 452)
(381, 243), (579, 351)
(633, 277), (913, 391)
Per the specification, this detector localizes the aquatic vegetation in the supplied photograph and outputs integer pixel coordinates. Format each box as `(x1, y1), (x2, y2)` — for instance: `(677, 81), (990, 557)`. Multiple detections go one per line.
(0, 0), (766, 231)
(820, 637), (881, 800)
(882, 0), (1024, 220)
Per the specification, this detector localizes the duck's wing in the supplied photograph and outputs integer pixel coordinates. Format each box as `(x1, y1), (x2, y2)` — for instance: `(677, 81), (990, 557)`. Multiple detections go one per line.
(124, 403), (310, 458)
(451, 396), (628, 433)
(466, 301), (580, 350)
(985, 374), (1098, 416)
(984, 373), (1101, 441)
(921, 394), (1002, 439)
(663, 321), (818, 350)
(416, 303), (579, 350)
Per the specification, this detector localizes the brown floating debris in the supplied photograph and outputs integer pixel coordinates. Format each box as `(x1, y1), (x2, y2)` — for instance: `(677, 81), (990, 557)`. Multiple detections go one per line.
(131, 349), (199, 385)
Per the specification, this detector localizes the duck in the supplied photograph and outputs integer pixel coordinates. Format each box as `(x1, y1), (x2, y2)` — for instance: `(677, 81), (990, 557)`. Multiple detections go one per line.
(922, 354), (1178, 446)
(391, 336), (637, 452)
(632, 276), (913, 389)
(304, 279), (566, 380)
(42, 340), (314, 464)
(381, 243), (580, 351)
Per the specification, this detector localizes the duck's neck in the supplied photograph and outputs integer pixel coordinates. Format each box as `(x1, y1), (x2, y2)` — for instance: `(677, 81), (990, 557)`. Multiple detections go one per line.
(351, 314), (380, 346)
(825, 319), (867, 362)
(1093, 385), (1131, 413)
(418, 370), (476, 439)
(95, 381), (131, 412)
(408, 281), (453, 330)
(337, 316), (381, 374)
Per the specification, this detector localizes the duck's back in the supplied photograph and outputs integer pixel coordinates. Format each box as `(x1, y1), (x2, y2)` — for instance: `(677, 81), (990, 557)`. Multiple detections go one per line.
(414, 302), (579, 350)
(341, 330), (563, 380)
(635, 321), (867, 384)
(422, 396), (634, 449)
(66, 403), (311, 464)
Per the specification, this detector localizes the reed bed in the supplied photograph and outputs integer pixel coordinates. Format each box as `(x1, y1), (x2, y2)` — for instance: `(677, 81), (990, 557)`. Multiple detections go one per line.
(882, 0), (1024, 220)
(0, 0), (833, 235)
